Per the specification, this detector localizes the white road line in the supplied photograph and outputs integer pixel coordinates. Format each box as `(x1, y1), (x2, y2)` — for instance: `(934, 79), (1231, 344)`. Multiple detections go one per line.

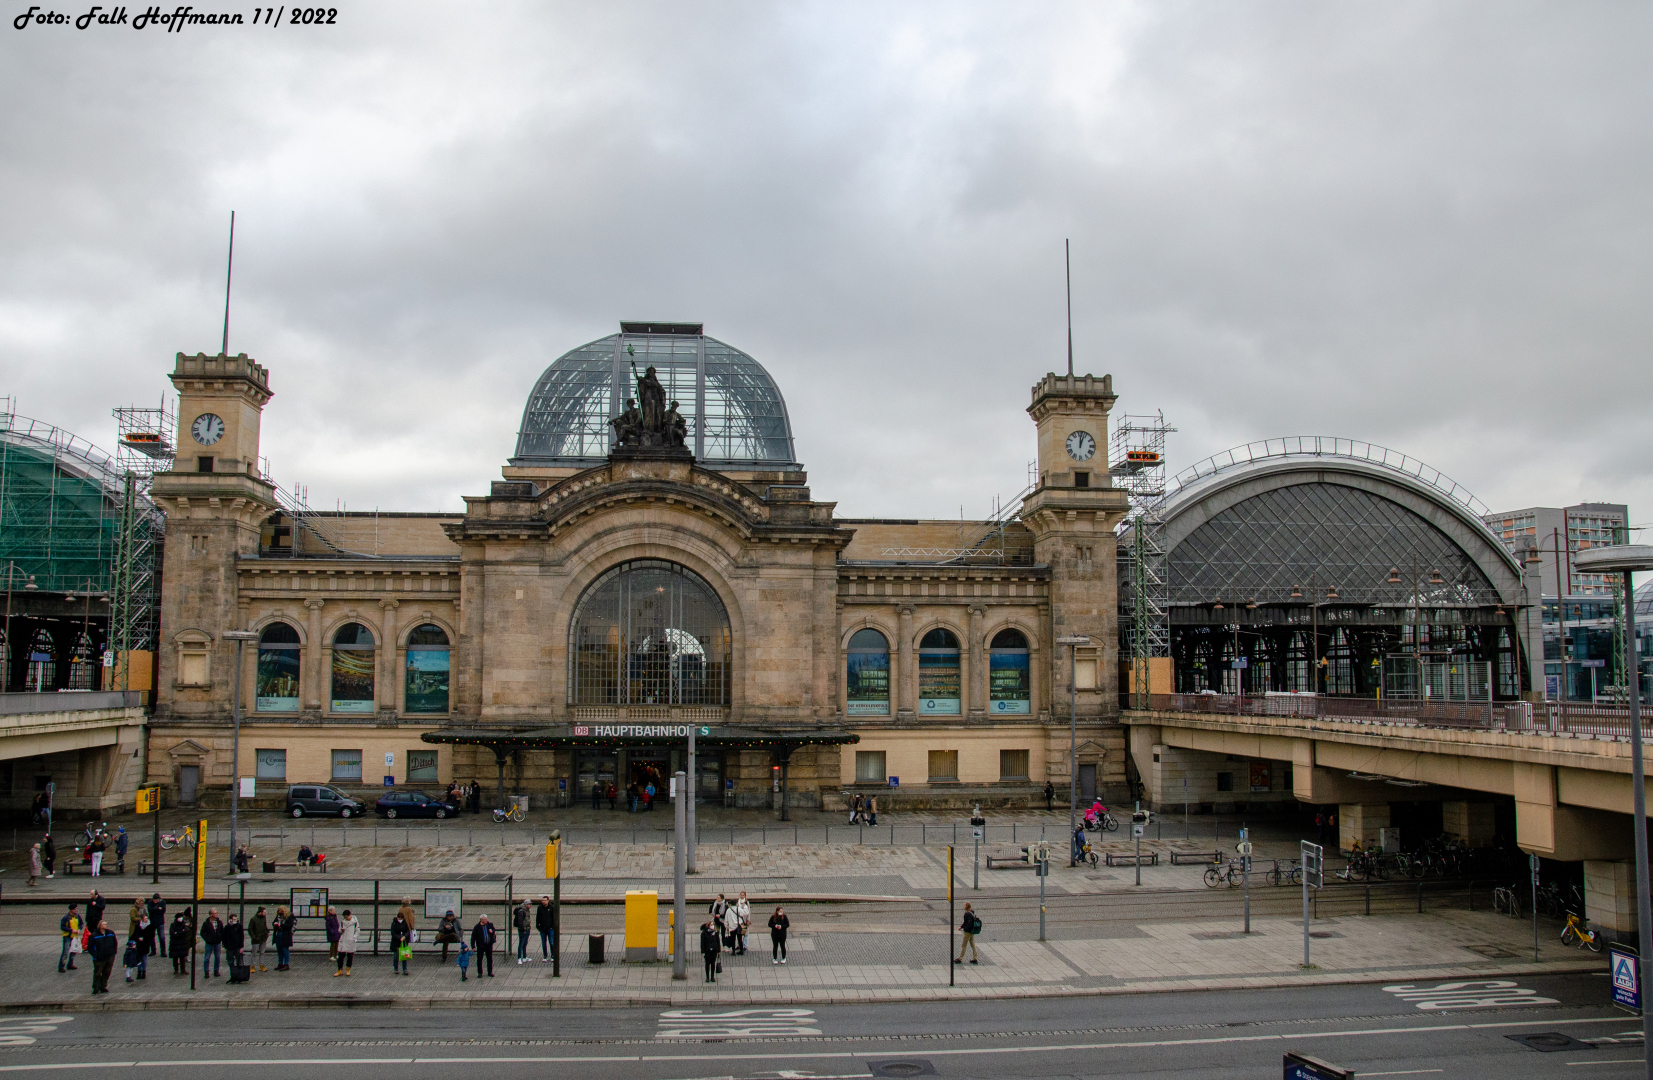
(1565, 1062), (1645, 1068)
(1362, 1071), (1444, 1077)
(0, 1016), (1630, 1073)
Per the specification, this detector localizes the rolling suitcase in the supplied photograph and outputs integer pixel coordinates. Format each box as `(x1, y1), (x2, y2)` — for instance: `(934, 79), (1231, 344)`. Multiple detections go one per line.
(228, 963), (251, 984)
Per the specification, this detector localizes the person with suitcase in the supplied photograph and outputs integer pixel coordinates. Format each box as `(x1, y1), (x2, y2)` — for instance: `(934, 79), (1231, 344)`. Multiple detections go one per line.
(223, 914), (247, 982)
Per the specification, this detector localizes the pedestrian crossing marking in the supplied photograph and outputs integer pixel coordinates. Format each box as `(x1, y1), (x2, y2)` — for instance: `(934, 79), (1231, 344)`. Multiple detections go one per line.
(656, 1008), (821, 1038)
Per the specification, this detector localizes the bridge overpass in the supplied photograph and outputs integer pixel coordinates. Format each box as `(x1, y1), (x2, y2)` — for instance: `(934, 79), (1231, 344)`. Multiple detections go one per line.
(1125, 693), (1649, 940)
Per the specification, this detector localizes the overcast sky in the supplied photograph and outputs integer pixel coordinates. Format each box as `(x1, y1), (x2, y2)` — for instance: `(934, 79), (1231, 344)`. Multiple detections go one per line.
(3, 2), (1649, 526)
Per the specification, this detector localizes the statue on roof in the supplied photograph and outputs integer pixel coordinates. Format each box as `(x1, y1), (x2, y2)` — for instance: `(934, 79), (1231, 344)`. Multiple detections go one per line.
(633, 362), (667, 439)
(609, 397), (642, 447)
(664, 400), (687, 448)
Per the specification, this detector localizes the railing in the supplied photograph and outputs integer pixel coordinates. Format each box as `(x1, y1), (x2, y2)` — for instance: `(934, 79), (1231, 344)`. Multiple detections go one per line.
(1138, 693), (1653, 740)
(0, 690), (146, 716)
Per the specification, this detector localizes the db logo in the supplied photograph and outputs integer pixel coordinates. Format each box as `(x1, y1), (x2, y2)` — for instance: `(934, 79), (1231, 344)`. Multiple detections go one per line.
(573, 726), (589, 736)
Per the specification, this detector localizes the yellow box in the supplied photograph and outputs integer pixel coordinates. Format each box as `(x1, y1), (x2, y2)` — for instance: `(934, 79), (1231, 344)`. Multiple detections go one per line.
(624, 890), (658, 961)
(545, 839), (560, 880)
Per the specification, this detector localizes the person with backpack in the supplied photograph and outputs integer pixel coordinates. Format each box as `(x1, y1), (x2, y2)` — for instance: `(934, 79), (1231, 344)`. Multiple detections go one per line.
(324, 907), (341, 960)
(469, 914), (496, 977)
(168, 913), (193, 975)
(768, 906), (789, 965)
(87, 919), (119, 994)
(270, 907), (293, 971)
(58, 902), (82, 973)
(954, 902), (981, 965)
(512, 899), (533, 964)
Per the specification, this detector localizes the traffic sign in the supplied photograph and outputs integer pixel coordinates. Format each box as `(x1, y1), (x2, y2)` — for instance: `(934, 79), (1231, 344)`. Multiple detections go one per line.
(1283, 1051), (1353, 1079)
(1611, 943), (1641, 1013)
(1236, 841), (1253, 856)
(1132, 823), (1145, 839)
(972, 827), (983, 841)
(1301, 841), (1324, 889)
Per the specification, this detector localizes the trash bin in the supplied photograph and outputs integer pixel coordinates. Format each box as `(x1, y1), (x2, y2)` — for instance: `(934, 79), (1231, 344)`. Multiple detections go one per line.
(588, 934), (605, 964)
(261, 861), (276, 874)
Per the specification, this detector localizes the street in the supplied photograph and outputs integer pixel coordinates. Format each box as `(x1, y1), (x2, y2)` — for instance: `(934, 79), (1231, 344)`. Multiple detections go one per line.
(0, 973), (1637, 1077)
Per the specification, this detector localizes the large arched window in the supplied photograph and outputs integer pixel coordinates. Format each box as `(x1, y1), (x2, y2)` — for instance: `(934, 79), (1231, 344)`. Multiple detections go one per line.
(66, 632), (97, 691)
(404, 624), (450, 714)
(330, 622), (376, 714)
(989, 628), (1031, 714)
(845, 628), (890, 716)
(918, 628), (961, 715)
(256, 622), (302, 713)
(570, 560), (731, 706)
(25, 629), (55, 692)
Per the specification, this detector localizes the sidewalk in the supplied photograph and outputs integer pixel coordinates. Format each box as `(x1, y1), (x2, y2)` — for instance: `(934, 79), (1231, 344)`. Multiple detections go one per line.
(0, 904), (1604, 1011)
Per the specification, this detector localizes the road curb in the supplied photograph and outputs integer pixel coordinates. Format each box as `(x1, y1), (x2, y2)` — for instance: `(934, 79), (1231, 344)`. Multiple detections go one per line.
(0, 959), (1606, 1013)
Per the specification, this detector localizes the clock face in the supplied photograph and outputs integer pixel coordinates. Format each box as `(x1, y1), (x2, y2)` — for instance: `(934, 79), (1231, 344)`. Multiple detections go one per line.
(1065, 430), (1096, 461)
(191, 413), (225, 446)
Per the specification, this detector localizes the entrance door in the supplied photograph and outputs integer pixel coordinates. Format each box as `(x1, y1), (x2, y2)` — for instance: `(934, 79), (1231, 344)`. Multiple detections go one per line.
(179, 765), (200, 805)
(1078, 764), (1097, 802)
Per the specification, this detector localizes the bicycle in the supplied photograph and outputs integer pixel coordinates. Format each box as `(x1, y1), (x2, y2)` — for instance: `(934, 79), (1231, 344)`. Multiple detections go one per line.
(1492, 885), (1522, 918)
(1561, 911), (1602, 952)
(1076, 840), (1100, 868)
(1266, 859), (1303, 887)
(159, 825), (197, 850)
(492, 804), (526, 823)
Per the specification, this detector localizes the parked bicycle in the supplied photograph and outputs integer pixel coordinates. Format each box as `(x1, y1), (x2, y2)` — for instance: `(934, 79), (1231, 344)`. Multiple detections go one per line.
(1492, 885), (1522, 918)
(1266, 859), (1303, 886)
(159, 824), (197, 850)
(1561, 911), (1602, 952)
(492, 803), (526, 823)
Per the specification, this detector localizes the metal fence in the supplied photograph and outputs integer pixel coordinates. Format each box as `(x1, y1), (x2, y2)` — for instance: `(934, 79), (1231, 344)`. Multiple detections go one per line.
(1143, 693), (1652, 740)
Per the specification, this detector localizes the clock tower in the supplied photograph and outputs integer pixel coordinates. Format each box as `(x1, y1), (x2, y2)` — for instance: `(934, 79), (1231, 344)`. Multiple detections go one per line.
(1021, 371), (1131, 727)
(149, 352), (279, 722)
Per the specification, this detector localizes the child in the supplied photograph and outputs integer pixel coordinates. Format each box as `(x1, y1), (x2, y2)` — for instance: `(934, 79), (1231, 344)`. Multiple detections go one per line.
(457, 941), (472, 982)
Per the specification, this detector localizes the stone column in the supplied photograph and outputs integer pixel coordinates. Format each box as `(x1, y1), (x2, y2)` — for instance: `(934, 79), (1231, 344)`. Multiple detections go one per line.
(1442, 801), (1495, 846)
(897, 606), (915, 719)
(968, 606), (986, 721)
(1338, 803), (1391, 853)
(380, 599), (400, 713)
(1585, 860), (1640, 941)
(304, 600), (324, 712)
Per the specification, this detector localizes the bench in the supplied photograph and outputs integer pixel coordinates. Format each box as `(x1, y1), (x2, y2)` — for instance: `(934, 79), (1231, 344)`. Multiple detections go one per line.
(1105, 851), (1159, 867)
(136, 860), (194, 876)
(258, 861), (327, 874)
(63, 859), (128, 875)
(1170, 850), (1223, 865)
(984, 848), (1033, 870)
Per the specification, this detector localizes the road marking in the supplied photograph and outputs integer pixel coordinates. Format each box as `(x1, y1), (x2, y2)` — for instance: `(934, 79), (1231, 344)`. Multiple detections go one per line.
(1362, 1071), (1443, 1077)
(1382, 980), (1560, 1010)
(0, 1016), (1629, 1072)
(1566, 1062), (1644, 1067)
(0, 1017), (75, 1047)
(657, 1009), (821, 1039)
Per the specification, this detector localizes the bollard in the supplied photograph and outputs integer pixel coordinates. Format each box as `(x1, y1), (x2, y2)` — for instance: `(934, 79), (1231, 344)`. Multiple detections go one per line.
(1365, 884), (1370, 916)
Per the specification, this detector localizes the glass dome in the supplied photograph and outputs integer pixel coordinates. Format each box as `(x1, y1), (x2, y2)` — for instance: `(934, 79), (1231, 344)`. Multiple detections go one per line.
(512, 322), (799, 470)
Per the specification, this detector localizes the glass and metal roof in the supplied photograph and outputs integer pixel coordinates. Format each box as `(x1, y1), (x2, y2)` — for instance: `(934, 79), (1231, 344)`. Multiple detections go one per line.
(512, 322), (799, 471)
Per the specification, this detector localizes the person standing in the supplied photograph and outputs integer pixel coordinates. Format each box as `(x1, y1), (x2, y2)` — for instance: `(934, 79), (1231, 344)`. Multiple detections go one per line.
(868, 794), (878, 826)
(324, 906), (341, 961)
(87, 890), (106, 934)
(470, 914), (496, 978)
(146, 894), (167, 957)
(535, 896), (555, 961)
(127, 898), (145, 940)
(1044, 781), (1055, 811)
(222, 913), (246, 973)
(27, 843), (42, 886)
(435, 909), (461, 962)
(41, 834), (56, 878)
(954, 902), (980, 965)
(248, 907), (269, 972)
(699, 918), (721, 983)
(124, 918), (150, 983)
(734, 892), (751, 955)
(720, 895), (740, 955)
(457, 940), (472, 981)
(512, 899), (532, 964)
(607, 782), (618, 810)
(115, 827), (129, 874)
(768, 906), (789, 965)
(333, 909), (359, 976)
(591, 781), (602, 811)
(389, 910), (412, 976)
(88, 919), (119, 995)
(168, 913), (193, 975)
(88, 832), (105, 876)
(199, 909), (224, 978)
(270, 907), (293, 971)
(58, 902), (82, 973)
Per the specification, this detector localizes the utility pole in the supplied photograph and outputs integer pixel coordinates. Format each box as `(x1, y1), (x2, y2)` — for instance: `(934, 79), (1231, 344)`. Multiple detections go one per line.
(1057, 635), (1091, 865)
(686, 726), (697, 874)
(671, 769), (687, 981)
(222, 630), (258, 872)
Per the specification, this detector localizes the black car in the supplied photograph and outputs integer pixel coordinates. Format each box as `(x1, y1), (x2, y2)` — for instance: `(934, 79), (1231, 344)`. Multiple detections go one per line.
(375, 790), (458, 819)
(286, 785), (366, 819)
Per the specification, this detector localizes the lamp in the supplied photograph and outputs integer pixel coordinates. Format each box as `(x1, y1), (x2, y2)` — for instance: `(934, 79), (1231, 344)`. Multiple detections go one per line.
(1325, 586), (1339, 600)
(1387, 567), (1402, 584)
(221, 628), (260, 873)
(1573, 542), (1653, 1077)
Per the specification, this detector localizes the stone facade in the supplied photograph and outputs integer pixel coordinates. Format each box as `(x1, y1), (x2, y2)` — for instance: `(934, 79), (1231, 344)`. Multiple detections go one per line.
(146, 342), (1131, 813)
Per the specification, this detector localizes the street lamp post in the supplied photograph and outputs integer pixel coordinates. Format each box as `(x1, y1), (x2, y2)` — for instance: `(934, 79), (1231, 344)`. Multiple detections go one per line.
(1056, 635), (1091, 866)
(2, 563), (39, 693)
(1575, 543), (1653, 1080)
(221, 629), (259, 872)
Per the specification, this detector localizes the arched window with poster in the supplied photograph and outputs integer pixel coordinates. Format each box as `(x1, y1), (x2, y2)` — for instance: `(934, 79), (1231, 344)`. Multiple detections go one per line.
(918, 628), (960, 714)
(989, 628), (1031, 714)
(845, 628), (890, 716)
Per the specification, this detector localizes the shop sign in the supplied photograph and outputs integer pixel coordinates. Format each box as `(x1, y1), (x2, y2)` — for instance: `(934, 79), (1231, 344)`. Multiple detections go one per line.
(573, 724), (714, 738)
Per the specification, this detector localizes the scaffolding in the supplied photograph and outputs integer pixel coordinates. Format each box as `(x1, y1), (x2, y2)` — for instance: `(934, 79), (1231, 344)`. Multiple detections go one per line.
(1112, 412), (1175, 709)
(879, 461), (1038, 564)
(107, 400), (174, 688)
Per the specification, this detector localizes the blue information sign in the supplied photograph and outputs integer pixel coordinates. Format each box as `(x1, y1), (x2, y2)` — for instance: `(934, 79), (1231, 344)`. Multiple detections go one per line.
(888, 776), (899, 788)
(1283, 1051), (1353, 1080)
(1610, 943), (1641, 1013)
